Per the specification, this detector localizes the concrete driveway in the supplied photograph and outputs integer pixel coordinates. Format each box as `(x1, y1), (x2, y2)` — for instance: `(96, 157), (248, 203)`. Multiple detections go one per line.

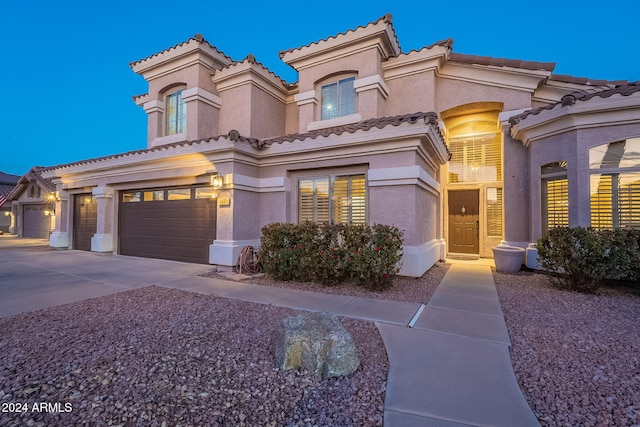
(0, 239), (214, 318)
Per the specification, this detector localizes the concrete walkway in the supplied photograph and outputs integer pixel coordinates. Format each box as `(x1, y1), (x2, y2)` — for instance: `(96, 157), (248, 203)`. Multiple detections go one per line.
(0, 241), (539, 426)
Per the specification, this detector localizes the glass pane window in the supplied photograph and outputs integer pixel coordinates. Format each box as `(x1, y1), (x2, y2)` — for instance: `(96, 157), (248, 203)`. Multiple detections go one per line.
(486, 187), (503, 237)
(589, 138), (640, 229)
(298, 174), (366, 224)
(143, 190), (164, 201)
(195, 187), (217, 199)
(167, 188), (191, 200)
(321, 77), (356, 120)
(166, 90), (186, 135)
(591, 173), (640, 229)
(123, 192), (141, 203)
(541, 162), (569, 234)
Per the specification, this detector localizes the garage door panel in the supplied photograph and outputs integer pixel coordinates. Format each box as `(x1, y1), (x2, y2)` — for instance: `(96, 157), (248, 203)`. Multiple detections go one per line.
(23, 204), (50, 238)
(119, 187), (217, 264)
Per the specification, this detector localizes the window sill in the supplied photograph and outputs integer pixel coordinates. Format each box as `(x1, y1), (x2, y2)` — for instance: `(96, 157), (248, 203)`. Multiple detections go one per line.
(150, 133), (187, 148)
(307, 113), (361, 132)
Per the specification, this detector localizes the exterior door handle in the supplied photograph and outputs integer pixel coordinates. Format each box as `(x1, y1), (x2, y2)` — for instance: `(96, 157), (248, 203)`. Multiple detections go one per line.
(476, 220), (479, 237)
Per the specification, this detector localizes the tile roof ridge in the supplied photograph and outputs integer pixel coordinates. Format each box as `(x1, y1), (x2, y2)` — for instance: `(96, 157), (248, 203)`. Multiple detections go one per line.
(215, 54), (290, 86)
(40, 132), (262, 172)
(549, 73), (628, 87)
(129, 34), (235, 69)
(396, 38), (454, 57)
(510, 81), (640, 126)
(278, 14), (399, 59)
(449, 52), (555, 72)
(259, 112), (443, 148)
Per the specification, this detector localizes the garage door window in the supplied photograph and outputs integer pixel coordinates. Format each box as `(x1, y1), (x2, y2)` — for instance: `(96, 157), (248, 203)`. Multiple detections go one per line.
(144, 190), (164, 201)
(167, 188), (191, 200)
(195, 187), (216, 199)
(123, 192), (142, 202)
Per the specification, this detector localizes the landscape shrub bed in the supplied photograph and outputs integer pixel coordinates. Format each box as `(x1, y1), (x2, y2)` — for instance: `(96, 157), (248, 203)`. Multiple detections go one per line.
(260, 222), (403, 290)
(536, 226), (640, 293)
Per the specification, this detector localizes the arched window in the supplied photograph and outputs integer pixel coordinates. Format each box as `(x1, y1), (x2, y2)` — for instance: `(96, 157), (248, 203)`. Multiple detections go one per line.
(165, 86), (186, 135)
(589, 137), (640, 229)
(541, 161), (568, 234)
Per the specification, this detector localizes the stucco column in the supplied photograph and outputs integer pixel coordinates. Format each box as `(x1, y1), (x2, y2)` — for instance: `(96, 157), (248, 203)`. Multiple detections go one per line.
(91, 186), (114, 252)
(49, 190), (70, 248)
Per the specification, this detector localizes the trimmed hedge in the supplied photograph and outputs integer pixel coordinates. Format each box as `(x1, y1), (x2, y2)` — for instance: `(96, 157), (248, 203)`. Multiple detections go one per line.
(536, 227), (640, 293)
(260, 222), (403, 290)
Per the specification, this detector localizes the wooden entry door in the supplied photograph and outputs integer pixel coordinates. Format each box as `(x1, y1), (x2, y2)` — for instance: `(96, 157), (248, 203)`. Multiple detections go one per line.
(73, 194), (97, 251)
(448, 190), (480, 254)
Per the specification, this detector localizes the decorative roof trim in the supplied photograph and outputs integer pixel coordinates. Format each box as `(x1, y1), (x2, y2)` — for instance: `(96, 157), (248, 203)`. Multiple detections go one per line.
(449, 52), (555, 72)
(278, 14), (401, 65)
(129, 34), (234, 69)
(509, 81), (640, 126)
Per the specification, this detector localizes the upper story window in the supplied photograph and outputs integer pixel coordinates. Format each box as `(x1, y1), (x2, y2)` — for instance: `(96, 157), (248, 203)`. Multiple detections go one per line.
(166, 89), (186, 135)
(446, 113), (502, 184)
(321, 77), (356, 120)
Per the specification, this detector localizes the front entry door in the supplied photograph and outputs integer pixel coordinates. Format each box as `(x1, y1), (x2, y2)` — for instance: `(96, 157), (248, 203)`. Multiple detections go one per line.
(448, 190), (480, 254)
(73, 194), (97, 251)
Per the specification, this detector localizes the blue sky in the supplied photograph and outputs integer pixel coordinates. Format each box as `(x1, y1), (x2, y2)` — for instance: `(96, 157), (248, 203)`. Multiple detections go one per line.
(1, 0), (638, 176)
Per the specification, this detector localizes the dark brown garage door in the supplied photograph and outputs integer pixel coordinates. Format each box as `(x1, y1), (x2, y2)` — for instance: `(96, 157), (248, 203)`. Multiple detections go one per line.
(119, 187), (217, 264)
(73, 194), (97, 251)
(23, 204), (50, 238)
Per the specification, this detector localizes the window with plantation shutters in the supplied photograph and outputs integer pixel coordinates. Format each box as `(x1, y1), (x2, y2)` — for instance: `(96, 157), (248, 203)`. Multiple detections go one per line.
(589, 138), (640, 230)
(447, 120), (502, 184)
(541, 162), (569, 234)
(486, 187), (503, 236)
(333, 175), (366, 224)
(298, 178), (329, 223)
(298, 174), (366, 224)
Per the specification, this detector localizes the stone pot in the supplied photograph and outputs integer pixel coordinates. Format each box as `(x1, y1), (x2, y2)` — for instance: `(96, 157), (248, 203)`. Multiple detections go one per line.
(492, 245), (525, 273)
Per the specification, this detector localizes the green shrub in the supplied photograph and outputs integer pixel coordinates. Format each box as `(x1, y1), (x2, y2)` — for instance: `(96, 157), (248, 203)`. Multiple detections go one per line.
(260, 222), (404, 290)
(536, 227), (640, 293)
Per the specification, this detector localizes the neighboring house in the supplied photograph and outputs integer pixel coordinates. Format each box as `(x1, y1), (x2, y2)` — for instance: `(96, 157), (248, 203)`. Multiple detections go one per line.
(34, 15), (639, 275)
(0, 171), (20, 233)
(6, 167), (56, 238)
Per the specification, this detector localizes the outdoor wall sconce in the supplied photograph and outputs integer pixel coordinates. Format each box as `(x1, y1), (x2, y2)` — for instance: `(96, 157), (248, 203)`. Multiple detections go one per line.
(211, 172), (224, 190)
(45, 192), (57, 216)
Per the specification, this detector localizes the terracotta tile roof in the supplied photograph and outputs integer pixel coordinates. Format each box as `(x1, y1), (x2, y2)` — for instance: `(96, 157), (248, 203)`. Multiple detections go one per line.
(549, 74), (628, 87)
(278, 14), (401, 59)
(42, 113), (450, 172)
(39, 135), (250, 173)
(129, 34), (234, 68)
(509, 81), (640, 126)
(257, 112), (450, 157)
(214, 54), (291, 87)
(449, 52), (555, 72)
(6, 167), (55, 202)
(393, 38), (454, 59)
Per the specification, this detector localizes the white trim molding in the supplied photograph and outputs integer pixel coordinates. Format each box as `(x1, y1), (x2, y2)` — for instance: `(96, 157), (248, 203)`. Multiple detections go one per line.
(210, 239), (260, 267)
(143, 100), (164, 114)
(399, 239), (444, 277)
(294, 90), (318, 106)
(368, 165), (440, 195)
(182, 87), (222, 109)
(354, 74), (390, 99)
(307, 113), (362, 131)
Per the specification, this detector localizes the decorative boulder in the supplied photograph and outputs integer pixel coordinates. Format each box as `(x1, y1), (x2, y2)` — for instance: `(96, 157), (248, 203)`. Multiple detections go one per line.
(274, 312), (360, 378)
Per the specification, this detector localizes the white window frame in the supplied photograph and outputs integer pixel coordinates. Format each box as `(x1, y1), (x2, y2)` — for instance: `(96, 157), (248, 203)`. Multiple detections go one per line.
(320, 77), (356, 121)
(297, 173), (367, 224)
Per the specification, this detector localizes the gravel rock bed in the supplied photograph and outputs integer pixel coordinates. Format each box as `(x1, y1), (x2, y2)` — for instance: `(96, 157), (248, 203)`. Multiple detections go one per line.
(205, 261), (449, 305)
(494, 270), (640, 426)
(0, 286), (388, 426)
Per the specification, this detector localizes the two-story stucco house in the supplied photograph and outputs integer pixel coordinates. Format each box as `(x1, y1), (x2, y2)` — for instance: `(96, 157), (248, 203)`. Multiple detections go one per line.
(32, 15), (639, 275)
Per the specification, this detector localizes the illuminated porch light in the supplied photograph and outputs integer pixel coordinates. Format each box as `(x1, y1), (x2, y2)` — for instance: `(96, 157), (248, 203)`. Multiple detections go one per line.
(211, 173), (224, 190)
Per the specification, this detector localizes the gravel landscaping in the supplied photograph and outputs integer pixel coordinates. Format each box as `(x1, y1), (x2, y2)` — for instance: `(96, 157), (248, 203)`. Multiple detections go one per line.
(0, 287), (389, 426)
(494, 269), (640, 427)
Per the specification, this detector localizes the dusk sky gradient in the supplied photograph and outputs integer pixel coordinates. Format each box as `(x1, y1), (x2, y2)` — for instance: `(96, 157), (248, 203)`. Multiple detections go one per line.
(2, 0), (638, 176)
